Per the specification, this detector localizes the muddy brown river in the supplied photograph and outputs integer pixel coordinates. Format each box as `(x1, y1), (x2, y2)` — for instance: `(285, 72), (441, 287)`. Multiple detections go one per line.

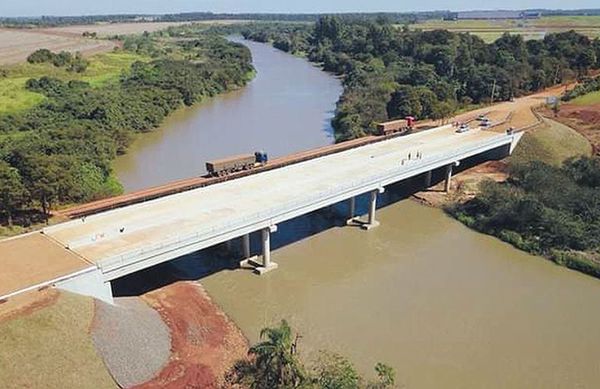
(113, 37), (341, 192)
(114, 39), (600, 388)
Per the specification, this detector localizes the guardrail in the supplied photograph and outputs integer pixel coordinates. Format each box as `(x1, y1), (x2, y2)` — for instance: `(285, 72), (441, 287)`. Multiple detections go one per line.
(99, 132), (516, 275)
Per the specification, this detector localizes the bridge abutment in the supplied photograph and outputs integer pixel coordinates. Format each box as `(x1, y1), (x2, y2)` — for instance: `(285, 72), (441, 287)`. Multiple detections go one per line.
(56, 268), (114, 304)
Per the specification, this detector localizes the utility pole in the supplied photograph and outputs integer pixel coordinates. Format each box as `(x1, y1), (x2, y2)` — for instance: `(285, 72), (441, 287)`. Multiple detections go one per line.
(490, 79), (497, 105)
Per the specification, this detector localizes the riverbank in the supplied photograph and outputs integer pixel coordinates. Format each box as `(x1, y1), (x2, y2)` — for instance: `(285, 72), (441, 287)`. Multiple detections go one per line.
(135, 282), (249, 388)
(0, 282), (249, 388)
(0, 34), (256, 238)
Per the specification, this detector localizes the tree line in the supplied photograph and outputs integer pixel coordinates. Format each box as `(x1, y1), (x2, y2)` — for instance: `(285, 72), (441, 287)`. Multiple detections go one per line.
(238, 18), (600, 141)
(449, 156), (600, 278)
(0, 35), (253, 227)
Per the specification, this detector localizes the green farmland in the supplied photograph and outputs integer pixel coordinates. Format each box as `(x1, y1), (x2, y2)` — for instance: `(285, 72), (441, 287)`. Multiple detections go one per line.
(0, 51), (149, 115)
(408, 15), (600, 42)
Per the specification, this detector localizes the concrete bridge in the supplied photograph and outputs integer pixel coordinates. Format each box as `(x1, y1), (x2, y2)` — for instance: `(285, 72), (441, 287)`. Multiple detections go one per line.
(0, 124), (523, 304)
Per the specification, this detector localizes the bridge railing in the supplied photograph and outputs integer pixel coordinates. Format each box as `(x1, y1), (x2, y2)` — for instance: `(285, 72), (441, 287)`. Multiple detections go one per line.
(100, 132), (516, 272)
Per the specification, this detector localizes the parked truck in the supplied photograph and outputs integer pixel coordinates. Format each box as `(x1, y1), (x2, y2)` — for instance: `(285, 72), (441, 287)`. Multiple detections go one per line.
(376, 116), (415, 136)
(206, 151), (268, 176)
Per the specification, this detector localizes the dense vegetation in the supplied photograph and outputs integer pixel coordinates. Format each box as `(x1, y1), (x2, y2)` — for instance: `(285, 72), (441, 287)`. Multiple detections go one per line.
(0, 35), (253, 227)
(238, 18), (600, 141)
(450, 156), (600, 277)
(27, 49), (89, 73)
(562, 75), (600, 101)
(227, 320), (396, 388)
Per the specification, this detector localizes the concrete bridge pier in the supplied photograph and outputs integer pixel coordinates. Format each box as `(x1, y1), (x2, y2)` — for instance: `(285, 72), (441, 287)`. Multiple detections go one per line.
(346, 196), (356, 225)
(362, 187), (385, 230)
(256, 225), (278, 275)
(424, 170), (432, 188)
(242, 233), (251, 259)
(444, 161), (460, 193)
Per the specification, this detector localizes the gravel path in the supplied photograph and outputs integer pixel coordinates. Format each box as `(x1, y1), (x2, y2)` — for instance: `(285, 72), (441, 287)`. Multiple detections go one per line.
(91, 297), (171, 388)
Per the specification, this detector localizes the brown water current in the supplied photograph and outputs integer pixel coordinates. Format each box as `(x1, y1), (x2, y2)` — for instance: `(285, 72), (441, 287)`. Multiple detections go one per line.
(113, 37), (342, 192)
(200, 200), (600, 388)
(112, 39), (600, 388)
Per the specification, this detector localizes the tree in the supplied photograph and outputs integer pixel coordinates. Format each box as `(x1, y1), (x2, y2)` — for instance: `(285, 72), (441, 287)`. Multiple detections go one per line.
(313, 351), (360, 389)
(0, 162), (29, 226)
(241, 320), (306, 388)
(20, 155), (65, 222)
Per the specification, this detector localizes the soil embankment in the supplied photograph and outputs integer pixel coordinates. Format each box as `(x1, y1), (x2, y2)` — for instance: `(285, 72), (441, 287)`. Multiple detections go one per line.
(541, 103), (600, 155)
(134, 282), (249, 389)
(0, 291), (116, 389)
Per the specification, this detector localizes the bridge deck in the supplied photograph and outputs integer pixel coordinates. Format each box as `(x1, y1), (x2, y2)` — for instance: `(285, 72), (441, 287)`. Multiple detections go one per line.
(0, 234), (91, 296)
(43, 125), (502, 266)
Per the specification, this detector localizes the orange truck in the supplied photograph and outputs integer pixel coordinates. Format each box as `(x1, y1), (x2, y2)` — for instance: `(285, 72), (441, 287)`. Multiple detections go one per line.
(376, 116), (415, 136)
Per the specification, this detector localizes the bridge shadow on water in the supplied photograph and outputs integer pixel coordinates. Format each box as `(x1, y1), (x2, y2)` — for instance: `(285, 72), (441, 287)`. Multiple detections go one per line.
(112, 148), (505, 297)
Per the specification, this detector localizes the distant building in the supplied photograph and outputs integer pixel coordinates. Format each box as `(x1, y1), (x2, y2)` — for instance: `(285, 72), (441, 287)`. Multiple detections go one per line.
(521, 11), (542, 19)
(456, 10), (540, 20)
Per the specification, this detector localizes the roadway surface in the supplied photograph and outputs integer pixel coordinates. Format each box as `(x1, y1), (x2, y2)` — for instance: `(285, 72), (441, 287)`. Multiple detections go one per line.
(45, 125), (500, 261)
(0, 234), (91, 296)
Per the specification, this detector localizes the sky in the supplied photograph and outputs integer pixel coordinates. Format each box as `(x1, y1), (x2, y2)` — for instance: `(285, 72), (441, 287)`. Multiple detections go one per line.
(2, 0), (599, 18)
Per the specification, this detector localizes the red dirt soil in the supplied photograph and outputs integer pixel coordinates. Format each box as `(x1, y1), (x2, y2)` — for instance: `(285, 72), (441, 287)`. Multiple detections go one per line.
(134, 282), (249, 389)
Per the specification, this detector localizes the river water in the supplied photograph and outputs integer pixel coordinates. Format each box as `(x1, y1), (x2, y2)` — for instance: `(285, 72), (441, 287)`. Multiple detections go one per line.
(113, 37), (342, 192)
(113, 39), (600, 388)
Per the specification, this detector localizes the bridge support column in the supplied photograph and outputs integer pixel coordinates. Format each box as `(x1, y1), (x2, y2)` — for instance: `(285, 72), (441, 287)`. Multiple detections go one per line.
(362, 188), (384, 230)
(444, 162), (460, 193)
(242, 234), (251, 259)
(345, 196), (356, 225)
(256, 225), (278, 275)
(239, 233), (260, 268)
(424, 170), (432, 188)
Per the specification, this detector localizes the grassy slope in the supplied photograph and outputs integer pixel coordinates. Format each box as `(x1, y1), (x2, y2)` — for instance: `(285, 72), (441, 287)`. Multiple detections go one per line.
(570, 90), (600, 105)
(0, 292), (116, 388)
(510, 118), (593, 166)
(0, 51), (149, 115)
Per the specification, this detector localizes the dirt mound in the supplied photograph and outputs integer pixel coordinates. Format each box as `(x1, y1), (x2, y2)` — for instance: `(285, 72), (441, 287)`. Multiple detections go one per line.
(547, 104), (600, 156)
(134, 282), (249, 389)
(561, 104), (600, 125)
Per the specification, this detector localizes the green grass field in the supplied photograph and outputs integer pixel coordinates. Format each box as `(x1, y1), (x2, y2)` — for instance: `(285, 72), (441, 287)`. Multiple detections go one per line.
(407, 16), (600, 43)
(510, 117), (593, 166)
(570, 90), (600, 106)
(0, 292), (116, 389)
(0, 51), (149, 115)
